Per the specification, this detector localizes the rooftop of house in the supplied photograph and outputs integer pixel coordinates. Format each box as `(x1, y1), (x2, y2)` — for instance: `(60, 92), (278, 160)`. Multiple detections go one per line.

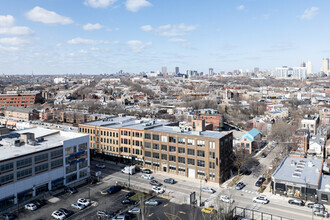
(272, 156), (323, 186)
(0, 127), (88, 161)
(240, 128), (262, 142)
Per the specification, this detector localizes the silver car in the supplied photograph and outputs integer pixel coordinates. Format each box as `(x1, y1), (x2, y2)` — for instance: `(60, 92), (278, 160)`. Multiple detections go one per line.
(144, 199), (159, 206)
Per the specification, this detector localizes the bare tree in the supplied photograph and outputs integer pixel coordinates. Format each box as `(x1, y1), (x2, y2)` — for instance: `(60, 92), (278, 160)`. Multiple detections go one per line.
(233, 149), (254, 175)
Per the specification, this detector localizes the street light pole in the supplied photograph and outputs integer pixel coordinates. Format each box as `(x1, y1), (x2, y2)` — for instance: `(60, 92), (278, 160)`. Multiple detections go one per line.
(199, 178), (202, 207)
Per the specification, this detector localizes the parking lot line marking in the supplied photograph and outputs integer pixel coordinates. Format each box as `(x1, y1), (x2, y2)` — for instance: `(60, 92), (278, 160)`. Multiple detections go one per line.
(148, 213), (154, 217)
(164, 203), (168, 207)
(179, 211), (186, 214)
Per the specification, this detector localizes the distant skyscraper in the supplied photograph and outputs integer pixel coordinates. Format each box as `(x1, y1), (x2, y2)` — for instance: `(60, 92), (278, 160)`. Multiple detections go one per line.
(254, 67), (259, 74)
(209, 68), (214, 76)
(292, 67), (307, 79)
(300, 61), (306, 67)
(275, 66), (289, 78)
(161, 66), (167, 75)
(321, 58), (329, 74)
(175, 67), (179, 75)
(306, 61), (313, 75)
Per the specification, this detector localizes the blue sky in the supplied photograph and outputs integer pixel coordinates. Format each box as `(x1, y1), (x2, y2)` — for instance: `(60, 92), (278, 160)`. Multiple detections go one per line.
(0, 0), (329, 74)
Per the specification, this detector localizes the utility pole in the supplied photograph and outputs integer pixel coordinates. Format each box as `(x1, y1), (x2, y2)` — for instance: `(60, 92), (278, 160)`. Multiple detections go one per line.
(199, 178), (202, 207)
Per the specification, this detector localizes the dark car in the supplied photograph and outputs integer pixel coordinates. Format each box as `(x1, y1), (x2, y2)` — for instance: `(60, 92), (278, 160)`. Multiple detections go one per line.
(255, 177), (266, 187)
(288, 199), (305, 206)
(125, 192), (136, 198)
(66, 186), (78, 194)
(33, 199), (47, 208)
(121, 211), (135, 219)
(242, 169), (252, 175)
(121, 199), (137, 205)
(150, 180), (162, 186)
(0, 213), (16, 220)
(261, 153), (267, 158)
(58, 208), (73, 217)
(107, 185), (122, 194)
(235, 182), (245, 190)
(141, 169), (152, 174)
(164, 178), (175, 184)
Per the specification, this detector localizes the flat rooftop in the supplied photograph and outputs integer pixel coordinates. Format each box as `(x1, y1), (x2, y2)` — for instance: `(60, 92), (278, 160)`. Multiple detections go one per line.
(272, 156), (323, 186)
(0, 127), (88, 161)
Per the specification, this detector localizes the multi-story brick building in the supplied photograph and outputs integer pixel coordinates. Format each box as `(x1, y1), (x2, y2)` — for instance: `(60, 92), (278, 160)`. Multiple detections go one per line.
(78, 115), (233, 184)
(0, 92), (41, 108)
(292, 129), (309, 153)
(4, 107), (39, 121)
(319, 108), (330, 125)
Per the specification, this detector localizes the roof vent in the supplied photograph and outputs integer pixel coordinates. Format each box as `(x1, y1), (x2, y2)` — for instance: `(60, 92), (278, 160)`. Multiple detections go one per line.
(308, 161), (314, 167)
(291, 160), (296, 166)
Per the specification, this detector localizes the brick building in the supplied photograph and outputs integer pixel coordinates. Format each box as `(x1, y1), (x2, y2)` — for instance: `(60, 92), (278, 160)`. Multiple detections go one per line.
(0, 92), (41, 108)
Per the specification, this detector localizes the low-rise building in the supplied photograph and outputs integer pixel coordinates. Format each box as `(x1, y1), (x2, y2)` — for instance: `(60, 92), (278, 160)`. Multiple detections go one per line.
(301, 114), (320, 135)
(5, 107), (39, 121)
(239, 128), (262, 154)
(0, 92), (41, 108)
(0, 127), (89, 210)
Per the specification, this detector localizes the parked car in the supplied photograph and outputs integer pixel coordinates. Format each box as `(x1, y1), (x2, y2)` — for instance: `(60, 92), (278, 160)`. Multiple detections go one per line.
(220, 195), (234, 203)
(307, 203), (325, 210)
(261, 153), (267, 158)
(141, 169), (152, 174)
(121, 199), (137, 205)
(52, 210), (66, 220)
(144, 199), (159, 206)
(255, 177), (266, 187)
(77, 198), (91, 206)
(24, 203), (37, 211)
(107, 185), (122, 194)
(202, 187), (216, 194)
(71, 202), (85, 210)
(128, 207), (141, 214)
(0, 213), (16, 220)
(96, 163), (106, 169)
(96, 210), (115, 218)
(112, 215), (126, 220)
(242, 169), (252, 175)
(152, 186), (165, 194)
(164, 178), (175, 184)
(313, 210), (329, 218)
(149, 180), (162, 186)
(58, 208), (73, 217)
(125, 192), (136, 198)
(65, 187), (78, 194)
(253, 196), (269, 204)
(141, 174), (153, 180)
(288, 199), (305, 206)
(201, 207), (215, 214)
(235, 182), (246, 190)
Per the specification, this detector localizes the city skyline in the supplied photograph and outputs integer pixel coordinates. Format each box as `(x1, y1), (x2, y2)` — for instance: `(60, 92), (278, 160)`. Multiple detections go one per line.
(1, 0), (330, 74)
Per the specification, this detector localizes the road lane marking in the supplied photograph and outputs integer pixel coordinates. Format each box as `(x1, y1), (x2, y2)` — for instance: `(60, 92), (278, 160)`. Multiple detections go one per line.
(164, 203), (168, 207)
(148, 213), (154, 217)
(179, 211), (186, 214)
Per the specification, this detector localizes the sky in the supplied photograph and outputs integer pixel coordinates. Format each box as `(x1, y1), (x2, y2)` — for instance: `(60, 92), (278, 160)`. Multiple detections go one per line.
(0, 0), (330, 75)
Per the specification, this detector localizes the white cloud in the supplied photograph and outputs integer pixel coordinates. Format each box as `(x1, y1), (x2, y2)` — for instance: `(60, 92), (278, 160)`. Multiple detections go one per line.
(140, 25), (152, 32)
(126, 40), (152, 52)
(168, 38), (187, 43)
(84, 0), (117, 8)
(0, 26), (34, 35)
(79, 49), (88, 54)
(90, 47), (99, 51)
(237, 5), (245, 11)
(26, 6), (73, 24)
(300, 6), (319, 20)
(0, 37), (30, 45)
(67, 37), (118, 45)
(0, 15), (15, 27)
(156, 23), (197, 37)
(125, 0), (151, 12)
(0, 45), (19, 51)
(83, 23), (103, 30)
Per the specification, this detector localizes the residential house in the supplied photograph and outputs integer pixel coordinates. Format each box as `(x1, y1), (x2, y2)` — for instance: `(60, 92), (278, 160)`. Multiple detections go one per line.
(239, 128), (262, 153)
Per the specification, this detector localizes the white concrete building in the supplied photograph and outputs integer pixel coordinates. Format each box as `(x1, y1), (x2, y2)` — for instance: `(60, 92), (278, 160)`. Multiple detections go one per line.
(0, 127), (89, 209)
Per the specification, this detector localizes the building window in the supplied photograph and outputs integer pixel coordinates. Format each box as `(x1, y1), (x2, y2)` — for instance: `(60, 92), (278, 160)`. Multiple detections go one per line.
(35, 163), (49, 173)
(169, 136), (176, 143)
(187, 149), (195, 155)
(161, 154), (167, 160)
(153, 152), (159, 159)
(79, 160), (88, 169)
(197, 160), (205, 167)
(145, 151), (151, 157)
(197, 140), (205, 147)
(161, 145), (167, 151)
(153, 143), (159, 150)
(0, 173), (14, 184)
(209, 162), (215, 169)
(178, 157), (185, 164)
(209, 141), (215, 149)
(187, 158), (195, 165)
(153, 134), (159, 141)
(78, 143), (87, 151)
(209, 172), (215, 180)
(197, 170), (205, 178)
(187, 139), (195, 146)
(51, 159), (63, 169)
(178, 147), (185, 154)
(65, 146), (76, 155)
(178, 137), (185, 144)
(145, 142), (151, 148)
(79, 169), (87, 178)
(169, 146), (176, 152)
(35, 153), (48, 163)
(66, 164), (77, 174)
(178, 166), (185, 174)
(0, 162), (14, 173)
(169, 155), (176, 162)
(17, 158), (32, 168)
(169, 165), (176, 172)
(17, 168), (32, 179)
(209, 152), (215, 159)
(66, 173), (77, 183)
(161, 135), (167, 142)
(145, 133), (151, 139)
(197, 150), (205, 157)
